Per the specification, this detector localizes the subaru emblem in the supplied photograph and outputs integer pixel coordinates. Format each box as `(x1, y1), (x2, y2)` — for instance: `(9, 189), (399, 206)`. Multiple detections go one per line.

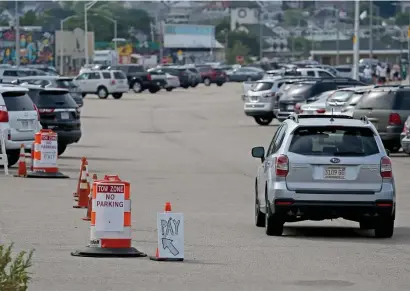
(330, 158), (340, 164)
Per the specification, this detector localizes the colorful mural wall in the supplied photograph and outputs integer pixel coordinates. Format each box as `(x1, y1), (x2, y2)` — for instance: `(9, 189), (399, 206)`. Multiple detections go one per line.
(0, 29), (55, 66)
(95, 41), (159, 64)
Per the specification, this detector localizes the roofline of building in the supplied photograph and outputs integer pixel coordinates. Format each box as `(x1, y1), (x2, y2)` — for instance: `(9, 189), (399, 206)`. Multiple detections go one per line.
(311, 49), (406, 55)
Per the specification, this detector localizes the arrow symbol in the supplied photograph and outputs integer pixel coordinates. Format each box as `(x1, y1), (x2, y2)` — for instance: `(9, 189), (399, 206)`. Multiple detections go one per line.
(161, 238), (179, 256)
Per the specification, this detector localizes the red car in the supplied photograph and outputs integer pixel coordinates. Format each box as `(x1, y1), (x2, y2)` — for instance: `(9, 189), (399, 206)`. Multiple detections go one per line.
(197, 67), (226, 86)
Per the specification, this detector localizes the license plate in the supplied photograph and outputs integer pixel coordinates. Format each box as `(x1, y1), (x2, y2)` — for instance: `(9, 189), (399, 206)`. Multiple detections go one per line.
(287, 105), (294, 110)
(324, 166), (346, 179)
(21, 120), (29, 129)
(61, 112), (69, 120)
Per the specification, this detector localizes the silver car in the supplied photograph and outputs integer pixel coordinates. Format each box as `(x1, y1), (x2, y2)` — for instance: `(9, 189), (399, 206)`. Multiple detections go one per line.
(251, 114), (396, 238)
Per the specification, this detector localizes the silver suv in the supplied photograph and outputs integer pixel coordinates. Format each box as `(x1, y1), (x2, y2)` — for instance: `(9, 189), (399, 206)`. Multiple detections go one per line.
(251, 114), (395, 238)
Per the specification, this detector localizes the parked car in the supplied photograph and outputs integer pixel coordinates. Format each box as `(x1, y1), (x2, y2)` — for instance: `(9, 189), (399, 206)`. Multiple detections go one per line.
(25, 86), (81, 155)
(73, 70), (129, 99)
(296, 90), (337, 115)
(401, 116), (410, 154)
(0, 67), (47, 83)
(338, 86), (375, 116)
(109, 64), (165, 93)
(251, 114), (395, 238)
(275, 78), (366, 121)
(197, 67), (226, 86)
(227, 67), (265, 82)
(0, 86), (41, 166)
(186, 67), (201, 87)
(352, 85), (410, 152)
(12, 76), (84, 109)
(161, 67), (192, 89)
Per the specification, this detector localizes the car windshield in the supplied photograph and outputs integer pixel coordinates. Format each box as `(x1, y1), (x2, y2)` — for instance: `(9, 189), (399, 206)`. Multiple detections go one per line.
(288, 126), (379, 156)
(251, 82), (273, 91)
(345, 93), (364, 106)
(327, 91), (354, 102)
(30, 91), (78, 108)
(285, 84), (313, 96)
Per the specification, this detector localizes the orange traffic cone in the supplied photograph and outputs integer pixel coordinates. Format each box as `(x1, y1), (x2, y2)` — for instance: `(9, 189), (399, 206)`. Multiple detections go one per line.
(73, 157), (87, 198)
(165, 201), (172, 212)
(73, 164), (89, 209)
(15, 144), (27, 177)
(82, 173), (98, 221)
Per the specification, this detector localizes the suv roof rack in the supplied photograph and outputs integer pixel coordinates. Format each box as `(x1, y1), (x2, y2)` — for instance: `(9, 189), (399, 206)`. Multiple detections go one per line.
(287, 113), (355, 123)
(373, 84), (410, 89)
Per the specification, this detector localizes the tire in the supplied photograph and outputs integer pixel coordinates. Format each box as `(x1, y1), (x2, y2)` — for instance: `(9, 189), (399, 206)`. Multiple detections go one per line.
(97, 86), (108, 99)
(82, 93), (86, 98)
(132, 81), (143, 93)
(6, 149), (20, 167)
(192, 82), (198, 88)
(216, 82), (223, 87)
(58, 143), (67, 156)
(149, 87), (160, 93)
(112, 93), (123, 99)
(182, 85), (189, 89)
(255, 184), (265, 227)
(203, 78), (211, 86)
(374, 217), (394, 238)
(254, 116), (273, 126)
(166, 87), (173, 92)
(265, 201), (284, 236)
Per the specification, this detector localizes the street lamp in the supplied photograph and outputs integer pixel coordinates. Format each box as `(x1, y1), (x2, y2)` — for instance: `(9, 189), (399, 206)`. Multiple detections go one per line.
(353, 0), (360, 80)
(60, 15), (78, 75)
(84, 1), (97, 65)
(93, 14), (117, 53)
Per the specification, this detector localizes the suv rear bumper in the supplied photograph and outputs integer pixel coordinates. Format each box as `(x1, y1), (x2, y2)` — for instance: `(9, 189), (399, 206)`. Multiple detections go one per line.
(5, 139), (35, 151)
(244, 102), (273, 116)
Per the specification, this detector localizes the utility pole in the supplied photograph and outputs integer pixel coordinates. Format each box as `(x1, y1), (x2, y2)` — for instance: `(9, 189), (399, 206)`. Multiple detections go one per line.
(353, 0), (360, 80)
(369, 0), (373, 59)
(15, 0), (20, 66)
(336, 9), (340, 65)
(259, 9), (263, 60)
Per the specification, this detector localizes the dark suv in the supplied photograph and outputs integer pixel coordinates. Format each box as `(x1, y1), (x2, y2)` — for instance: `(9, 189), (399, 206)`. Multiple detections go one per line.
(276, 78), (365, 121)
(352, 85), (410, 152)
(109, 65), (166, 93)
(26, 86), (81, 155)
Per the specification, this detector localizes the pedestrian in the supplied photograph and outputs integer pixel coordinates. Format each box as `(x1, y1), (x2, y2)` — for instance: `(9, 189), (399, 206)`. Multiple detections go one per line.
(363, 65), (372, 84)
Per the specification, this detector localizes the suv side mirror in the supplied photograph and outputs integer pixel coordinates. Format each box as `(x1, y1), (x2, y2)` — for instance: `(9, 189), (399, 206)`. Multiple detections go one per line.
(251, 146), (265, 162)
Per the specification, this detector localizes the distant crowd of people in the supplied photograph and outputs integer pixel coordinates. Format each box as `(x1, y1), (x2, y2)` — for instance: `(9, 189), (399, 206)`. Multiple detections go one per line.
(362, 63), (402, 85)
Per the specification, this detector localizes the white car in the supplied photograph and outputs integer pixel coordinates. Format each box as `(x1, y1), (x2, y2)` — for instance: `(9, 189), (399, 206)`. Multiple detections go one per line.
(0, 85), (41, 166)
(73, 70), (129, 99)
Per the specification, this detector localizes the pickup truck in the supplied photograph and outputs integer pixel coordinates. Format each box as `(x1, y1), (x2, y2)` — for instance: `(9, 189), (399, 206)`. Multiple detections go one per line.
(109, 65), (166, 93)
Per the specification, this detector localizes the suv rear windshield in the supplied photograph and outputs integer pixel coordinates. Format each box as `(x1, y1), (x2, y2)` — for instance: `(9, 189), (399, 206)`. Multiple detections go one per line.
(28, 90), (78, 108)
(251, 82), (273, 91)
(289, 126), (379, 156)
(2, 92), (34, 111)
(282, 84), (313, 100)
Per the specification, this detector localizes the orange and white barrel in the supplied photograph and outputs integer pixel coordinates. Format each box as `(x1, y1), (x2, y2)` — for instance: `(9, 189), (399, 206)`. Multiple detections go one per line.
(32, 129), (58, 173)
(89, 175), (132, 249)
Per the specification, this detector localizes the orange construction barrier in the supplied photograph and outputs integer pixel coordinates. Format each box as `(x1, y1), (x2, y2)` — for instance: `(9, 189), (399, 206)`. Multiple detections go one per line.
(82, 173), (98, 221)
(73, 163), (89, 209)
(15, 144), (27, 177)
(74, 157), (87, 198)
(27, 129), (68, 178)
(71, 175), (146, 257)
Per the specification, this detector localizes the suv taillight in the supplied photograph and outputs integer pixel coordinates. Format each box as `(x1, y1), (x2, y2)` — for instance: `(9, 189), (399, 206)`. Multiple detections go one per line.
(275, 155), (289, 177)
(380, 156), (392, 178)
(389, 113), (401, 126)
(38, 108), (55, 113)
(147, 74), (152, 81)
(33, 104), (40, 121)
(0, 105), (9, 122)
(403, 123), (409, 134)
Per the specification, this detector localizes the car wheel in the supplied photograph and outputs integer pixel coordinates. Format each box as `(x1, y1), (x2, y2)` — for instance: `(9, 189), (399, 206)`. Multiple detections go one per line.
(58, 144), (67, 156)
(166, 87), (173, 92)
(374, 217), (394, 238)
(149, 87), (160, 93)
(216, 82), (223, 87)
(265, 201), (284, 236)
(112, 93), (123, 99)
(97, 86), (108, 99)
(182, 85), (189, 89)
(192, 82), (198, 88)
(203, 78), (211, 86)
(255, 185), (265, 227)
(6, 149), (20, 167)
(254, 116), (273, 126)
(247, 76), (252, 82)
(132, 81), (143, 93)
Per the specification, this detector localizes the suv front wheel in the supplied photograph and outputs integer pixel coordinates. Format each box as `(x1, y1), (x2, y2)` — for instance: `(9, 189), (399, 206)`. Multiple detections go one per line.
(97, 86), (108, 99)
(254, 116), (273, 126)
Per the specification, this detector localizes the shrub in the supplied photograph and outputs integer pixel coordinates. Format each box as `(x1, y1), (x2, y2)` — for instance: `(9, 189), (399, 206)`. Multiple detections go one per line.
(0, 243), (34, 291)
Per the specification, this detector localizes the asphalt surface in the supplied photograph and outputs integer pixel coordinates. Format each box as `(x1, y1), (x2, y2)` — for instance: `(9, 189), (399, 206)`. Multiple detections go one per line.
(1, 83), (410, 291)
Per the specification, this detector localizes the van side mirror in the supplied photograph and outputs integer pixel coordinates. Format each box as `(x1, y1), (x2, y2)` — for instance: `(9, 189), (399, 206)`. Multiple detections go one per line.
(251, 146), (265, 162)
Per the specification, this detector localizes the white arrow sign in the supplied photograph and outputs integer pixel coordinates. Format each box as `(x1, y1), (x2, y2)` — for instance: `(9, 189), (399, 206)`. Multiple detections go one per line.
(156, 212), (184, 260)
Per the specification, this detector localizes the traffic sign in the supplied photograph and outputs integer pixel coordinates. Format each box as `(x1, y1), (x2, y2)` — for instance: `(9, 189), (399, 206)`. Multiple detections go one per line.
(94, 183), (125, 232)
(156, 212), (184, 260)
(40, 133), (57, 168)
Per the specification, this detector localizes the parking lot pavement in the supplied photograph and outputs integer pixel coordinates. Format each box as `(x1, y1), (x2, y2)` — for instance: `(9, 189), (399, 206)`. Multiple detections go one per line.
(1, 83), (410, 291)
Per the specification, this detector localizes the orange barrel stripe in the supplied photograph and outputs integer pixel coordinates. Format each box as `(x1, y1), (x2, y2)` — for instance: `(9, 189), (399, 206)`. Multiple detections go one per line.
(90, 180), (132, 248)
(32, 130), (58, 173)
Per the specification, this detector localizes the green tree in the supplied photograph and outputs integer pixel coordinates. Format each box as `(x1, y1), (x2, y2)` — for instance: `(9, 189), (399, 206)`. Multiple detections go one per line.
(395, 12), (410, 26)
(19, 10), (38, 26)
(0, 243), (34, 291)
(227, 41), (249, 64)
(283, 9), (307, 27)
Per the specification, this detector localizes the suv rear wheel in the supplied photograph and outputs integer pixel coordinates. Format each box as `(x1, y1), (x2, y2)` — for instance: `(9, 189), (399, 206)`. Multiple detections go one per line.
(132, 81), (143, 93)
(97, 86), (108, 99)
(255, 189), (265, 227)
(265, 201), (284, 236)
(7, 149), (20, 167)
(254, 116), (273, 126)
(112, 93), (123, 99)
(203, 78), (211, 86)
(58, 144), (67, 156)
(374, 217), (394, 238)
